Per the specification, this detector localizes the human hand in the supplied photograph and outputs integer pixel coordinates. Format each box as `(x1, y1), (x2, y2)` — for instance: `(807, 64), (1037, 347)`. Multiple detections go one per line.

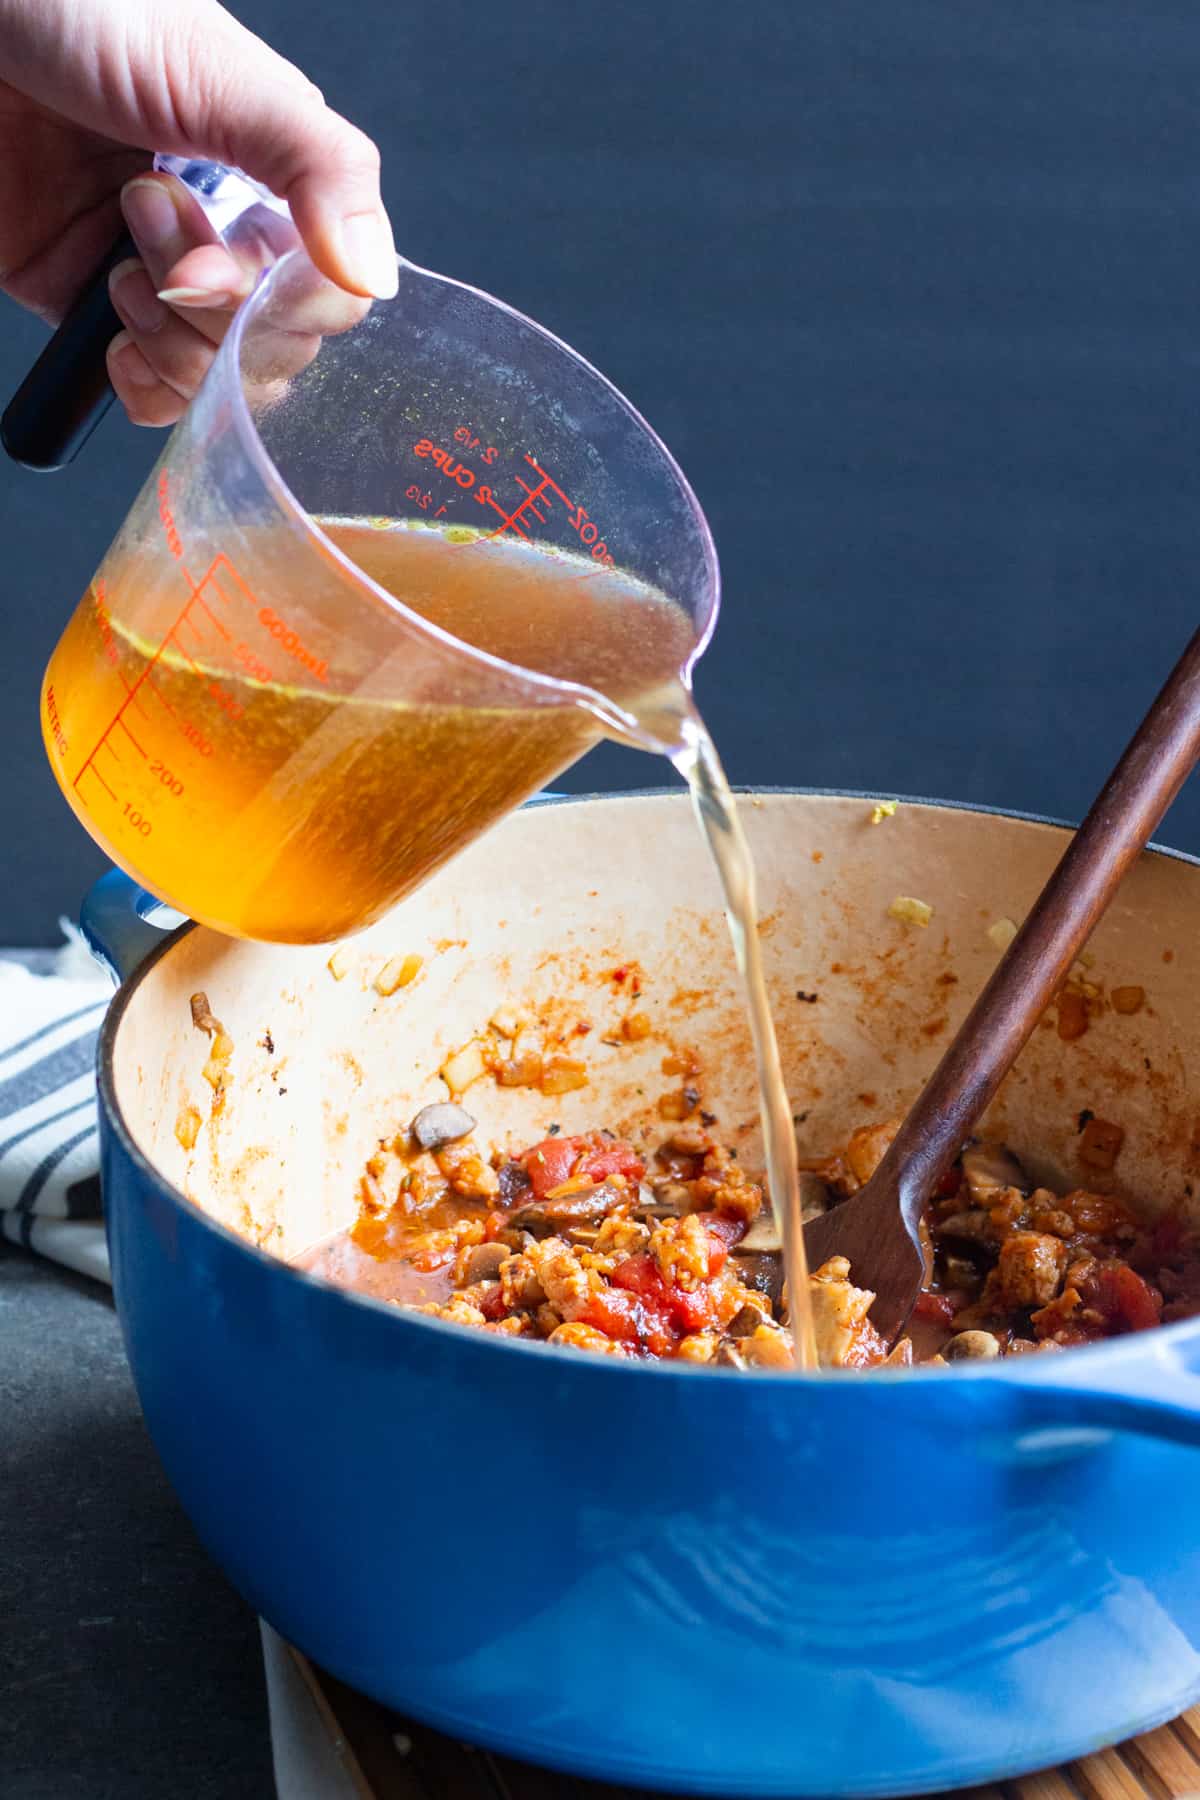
(0, 0), (394, 425)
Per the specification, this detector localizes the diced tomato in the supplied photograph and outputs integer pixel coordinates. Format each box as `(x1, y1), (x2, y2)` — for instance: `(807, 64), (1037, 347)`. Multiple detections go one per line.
(674, 1283), (722, 1332)
(913, 1290), (957, 1326)
(577, 1283), (674, 1355)
(697, 1212), (747, 1248)
(1093, 1263), (1162, 1334)
(611, 1251), (668, 1303)
(522, 1136), (583, 1198)
(483, 1210), (511, 1242)
(577, 1143), (646, 1186)
(521, 1134), (645, 1198)
(611, 1250), (721, 1335)
(688, 1210), (746, 1276)
(479, 1284), (509, 1321)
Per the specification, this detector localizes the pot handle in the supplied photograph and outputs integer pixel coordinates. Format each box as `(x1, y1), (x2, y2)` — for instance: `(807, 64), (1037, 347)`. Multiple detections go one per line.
(81, 869), (183, 987)
(1005, 1332), (1200, 1448)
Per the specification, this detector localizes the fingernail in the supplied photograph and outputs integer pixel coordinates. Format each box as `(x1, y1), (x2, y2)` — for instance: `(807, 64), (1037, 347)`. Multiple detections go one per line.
(158, 286), (237, 309)
(340, 211), (399, 299)
(109, 331), (158, 387)
(109, 259), (167, 333)
(120, 177), (180, 252)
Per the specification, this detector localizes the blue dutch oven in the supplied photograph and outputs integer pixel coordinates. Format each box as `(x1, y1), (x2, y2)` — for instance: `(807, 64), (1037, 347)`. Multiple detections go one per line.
(83, 790), (1200, 1796)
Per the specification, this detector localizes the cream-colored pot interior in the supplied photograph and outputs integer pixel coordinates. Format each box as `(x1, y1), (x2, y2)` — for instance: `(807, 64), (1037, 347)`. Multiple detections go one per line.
(110, 793), (1200, 1263)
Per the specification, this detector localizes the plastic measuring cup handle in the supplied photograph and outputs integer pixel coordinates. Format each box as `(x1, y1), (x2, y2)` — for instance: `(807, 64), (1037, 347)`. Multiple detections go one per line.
(81, 869), (184, 987)
(2, 159), (289, 473)
(0, 231), (135, 472)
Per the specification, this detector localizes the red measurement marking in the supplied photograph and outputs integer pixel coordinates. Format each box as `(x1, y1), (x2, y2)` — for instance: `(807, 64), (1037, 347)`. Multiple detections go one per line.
(145, 675), (178, 720)
(478, 490), (529, 537)
(74, 551), (265, 808)
(194, 594), (231, 640)
(513, 477), (548, 524)
(476, 469), (556, 540)
(118, 672), (151, 719)
(521, 458), (615, 566)
(157, 470), (183, 560)
(118, 717), (147, 758)
(74, 557), (221, 796)
(166, 630), (202, 673)
(206, 554), (262, 610)
(525, 456), (573, 508)
(86, 764), (118, 802)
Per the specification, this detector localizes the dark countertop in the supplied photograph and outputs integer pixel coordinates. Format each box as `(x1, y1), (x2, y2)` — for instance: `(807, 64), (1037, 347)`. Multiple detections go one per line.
(0, 1247), (273, 1800)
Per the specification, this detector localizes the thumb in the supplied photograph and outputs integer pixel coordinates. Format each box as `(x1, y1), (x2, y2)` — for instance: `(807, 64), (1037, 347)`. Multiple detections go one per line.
(211, 83), (399, 300)
(185, 72), (399, 301)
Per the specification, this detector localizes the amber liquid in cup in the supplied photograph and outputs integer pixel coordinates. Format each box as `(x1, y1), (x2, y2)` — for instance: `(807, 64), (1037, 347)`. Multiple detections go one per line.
(42, 522), (694, 943)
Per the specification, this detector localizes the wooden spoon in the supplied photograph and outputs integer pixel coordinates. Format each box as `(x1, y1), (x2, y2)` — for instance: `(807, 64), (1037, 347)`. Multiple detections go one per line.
(802, 627), (1200, 1346)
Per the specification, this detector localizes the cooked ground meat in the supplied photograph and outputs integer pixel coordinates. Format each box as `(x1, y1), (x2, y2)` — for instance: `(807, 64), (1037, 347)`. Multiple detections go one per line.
(297, 1114), (1200, 1368)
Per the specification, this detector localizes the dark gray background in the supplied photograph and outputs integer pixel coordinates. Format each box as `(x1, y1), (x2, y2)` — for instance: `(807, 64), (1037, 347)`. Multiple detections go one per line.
(3, 1), (1200, 942)
(3, 5), (1200, 1797)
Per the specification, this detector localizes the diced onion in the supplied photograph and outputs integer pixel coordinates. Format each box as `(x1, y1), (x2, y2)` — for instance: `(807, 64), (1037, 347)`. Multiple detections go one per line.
(174, 1105), (202, 1150)
(440, 1039), (489, 1094)
(888, 895), (933, 929)
(374, 954), (423, 997)
(541, 1057), (588, 1096)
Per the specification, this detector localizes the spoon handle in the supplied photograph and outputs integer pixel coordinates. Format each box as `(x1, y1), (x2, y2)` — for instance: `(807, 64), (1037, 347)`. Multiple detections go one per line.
(880, 624), (1200, 1226)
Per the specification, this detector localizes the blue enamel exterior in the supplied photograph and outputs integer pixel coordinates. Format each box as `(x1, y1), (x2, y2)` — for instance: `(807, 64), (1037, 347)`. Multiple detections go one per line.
(87, 855), (1200, 1797)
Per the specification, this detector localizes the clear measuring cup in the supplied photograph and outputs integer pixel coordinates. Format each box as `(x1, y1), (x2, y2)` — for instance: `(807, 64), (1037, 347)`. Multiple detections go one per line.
(41, 166), (719, 943)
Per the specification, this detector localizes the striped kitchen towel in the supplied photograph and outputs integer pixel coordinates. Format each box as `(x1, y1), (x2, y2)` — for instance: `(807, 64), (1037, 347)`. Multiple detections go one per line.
(0, 938), (112, 1284)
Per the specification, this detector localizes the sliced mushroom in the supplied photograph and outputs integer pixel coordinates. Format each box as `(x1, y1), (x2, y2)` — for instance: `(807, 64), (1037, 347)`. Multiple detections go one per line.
(738, 1213), (783, 1254)
(510, 1181), (623, 1238)
(944, 1329), (1001, 1362)
(411, 1103), (477, 1152)
(489, 1225), (537, 1255)
(726, 1303), (766, 1339)
(633, 1180), (690, 1221)
(715, 1341), (747, 1369)
(940, 1252), (985, 1293)
(936, 1209), (994, 1244)
(962, 1141), (1028, 1204)
(458, 1241), (510, 1286)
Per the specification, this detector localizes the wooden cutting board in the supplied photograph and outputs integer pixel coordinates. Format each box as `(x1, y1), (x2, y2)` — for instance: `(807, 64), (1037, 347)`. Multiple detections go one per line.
(291, 1648), (1200, 1800)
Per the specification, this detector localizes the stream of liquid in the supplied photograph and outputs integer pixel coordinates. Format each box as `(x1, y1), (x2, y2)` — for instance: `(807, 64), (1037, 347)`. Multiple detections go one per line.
(671, 721), (817, 1369)
(42, 519), (816, 1365)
